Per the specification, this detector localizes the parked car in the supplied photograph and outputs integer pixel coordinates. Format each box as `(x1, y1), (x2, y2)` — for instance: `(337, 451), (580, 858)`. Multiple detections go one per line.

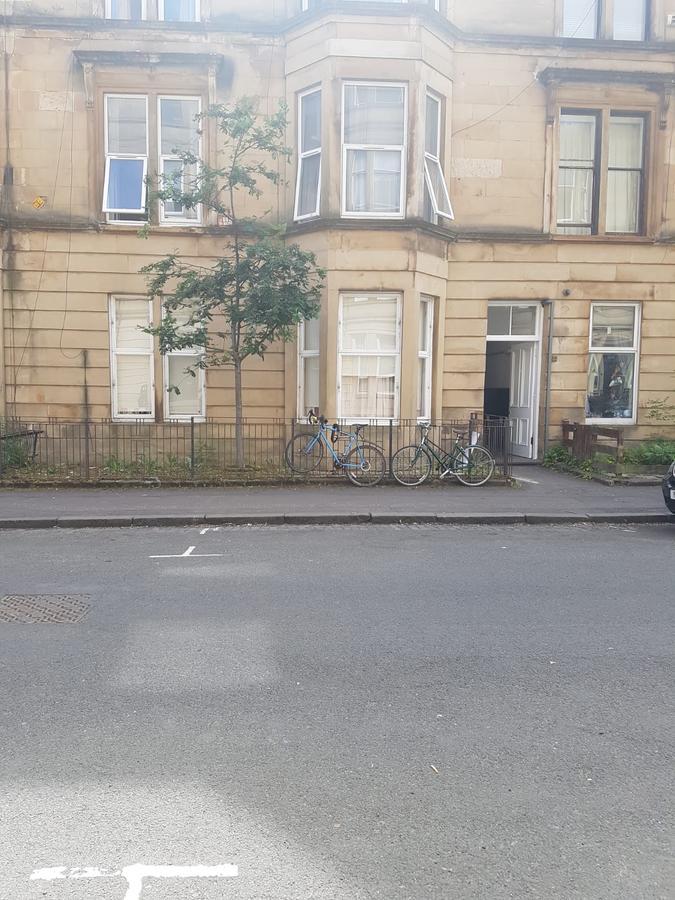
(663, 461), (675, 514)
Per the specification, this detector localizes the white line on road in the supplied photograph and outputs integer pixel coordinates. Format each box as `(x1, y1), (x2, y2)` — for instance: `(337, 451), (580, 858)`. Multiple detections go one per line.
(514, 476), (540, 484)
(199, 526), (221, 534)
(149, 545), (223, 559)
(30, 863), (239, 898)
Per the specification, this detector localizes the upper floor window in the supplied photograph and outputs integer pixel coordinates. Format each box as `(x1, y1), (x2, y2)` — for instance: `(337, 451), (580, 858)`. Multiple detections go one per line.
(557, 109), (646, 236)
(159, 0), (199, 22)
(294, 88), (321, 221)
(423, 92), (453, 222)
(302, 0), (439, 9)
(103, 93), (201, 225)
(106, 0), (145, 20)
(105, 0), (199, 21)
(561, 0), (647, 40)
(342, 82), (407, 219)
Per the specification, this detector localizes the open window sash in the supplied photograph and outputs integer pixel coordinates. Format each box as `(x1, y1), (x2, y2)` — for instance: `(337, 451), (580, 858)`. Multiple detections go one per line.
(103, 156), (148, 214)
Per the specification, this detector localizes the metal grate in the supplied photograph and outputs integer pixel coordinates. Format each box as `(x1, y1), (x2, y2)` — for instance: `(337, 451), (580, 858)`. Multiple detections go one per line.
(0, 594), (90, 624)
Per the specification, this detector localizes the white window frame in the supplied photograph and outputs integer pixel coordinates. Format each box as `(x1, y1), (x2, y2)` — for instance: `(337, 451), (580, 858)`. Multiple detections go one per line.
(424, 91), (454, 220)
(294, 87), (322, 222)
(586, 302), (640, 426)
(337, 292), (402, 423)
(157, 95), (202, 226)
(105, 0), (148, 20)
(103, 94), (149, 217)
(297, 320), (320, 418)
(341, 81), (408, 220)
(418, 295), (434, 422)
(158, 0), (200, 22)
(109, 296), (155, 422)
(486, 302), (541, 342)
(163, 351), (205, 421)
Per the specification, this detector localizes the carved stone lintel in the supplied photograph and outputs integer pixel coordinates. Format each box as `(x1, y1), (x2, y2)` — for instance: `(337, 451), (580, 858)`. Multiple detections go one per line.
(81, 62), (95, 109)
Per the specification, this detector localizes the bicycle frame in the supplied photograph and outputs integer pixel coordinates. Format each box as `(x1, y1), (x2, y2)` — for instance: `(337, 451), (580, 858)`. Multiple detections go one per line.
(416, 427), (475, 477)
(304, 422), (366, 470)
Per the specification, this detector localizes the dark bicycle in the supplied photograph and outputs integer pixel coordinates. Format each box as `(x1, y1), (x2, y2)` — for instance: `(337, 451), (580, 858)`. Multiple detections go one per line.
(391, 423), (495, 487)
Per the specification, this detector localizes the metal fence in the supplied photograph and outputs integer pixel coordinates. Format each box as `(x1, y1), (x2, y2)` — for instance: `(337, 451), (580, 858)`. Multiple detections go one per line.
(0, 415), (512, 483)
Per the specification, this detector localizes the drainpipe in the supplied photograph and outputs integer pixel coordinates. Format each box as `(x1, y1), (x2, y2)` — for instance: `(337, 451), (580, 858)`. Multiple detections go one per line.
(0, 48), (11, 421)
(541, 299), (555, 456)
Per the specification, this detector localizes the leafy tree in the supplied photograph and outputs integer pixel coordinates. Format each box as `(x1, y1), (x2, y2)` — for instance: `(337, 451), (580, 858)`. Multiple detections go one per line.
(142, 98), (324, 466)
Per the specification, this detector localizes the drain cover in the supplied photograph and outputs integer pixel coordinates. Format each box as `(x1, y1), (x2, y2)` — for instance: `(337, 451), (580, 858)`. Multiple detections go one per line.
(0, 594), (90, 624)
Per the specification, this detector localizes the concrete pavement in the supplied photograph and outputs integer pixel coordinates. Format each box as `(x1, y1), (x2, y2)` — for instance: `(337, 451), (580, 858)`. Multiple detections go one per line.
(0, 466), (672, 528)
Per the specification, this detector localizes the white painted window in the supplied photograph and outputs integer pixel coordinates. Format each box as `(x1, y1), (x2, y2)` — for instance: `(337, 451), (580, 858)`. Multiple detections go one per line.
(613, 0), (647, 40)
(159, 0), (199, 21)
(294, 89), (321, 221)
(158, 96), (201, 224)
(105, 0), (146, 20)
(103, 95), (149, 218)
(342, 82), (407, 218)
(338, 293), (401, 421)
(162, 310), (205, 420)
(297, 318), (320, 417)
(417, 296), (434, 421)
(302, 0), (439, 8)
(424, 92), (453, 221)
(586, 304), (640, 424)
(606, 114), (644, 234)
(110, 297), (154, 420)
(562, 0), (599, 37)
(486, 304), (539, 339)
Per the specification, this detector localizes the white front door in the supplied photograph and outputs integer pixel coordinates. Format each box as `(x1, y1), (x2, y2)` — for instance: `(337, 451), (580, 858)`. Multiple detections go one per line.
(510, 342), (535, 458)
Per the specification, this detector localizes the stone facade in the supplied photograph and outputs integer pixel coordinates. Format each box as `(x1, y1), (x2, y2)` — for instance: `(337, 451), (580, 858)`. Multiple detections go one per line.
(1, 0), (674, 456)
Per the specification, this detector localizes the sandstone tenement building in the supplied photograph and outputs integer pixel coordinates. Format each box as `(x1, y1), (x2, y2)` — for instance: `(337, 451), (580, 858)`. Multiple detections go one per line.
(1, 0), (674, 457)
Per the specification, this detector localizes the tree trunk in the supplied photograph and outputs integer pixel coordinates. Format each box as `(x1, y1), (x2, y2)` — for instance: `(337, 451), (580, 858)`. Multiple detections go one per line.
(233, 357), (244, 468)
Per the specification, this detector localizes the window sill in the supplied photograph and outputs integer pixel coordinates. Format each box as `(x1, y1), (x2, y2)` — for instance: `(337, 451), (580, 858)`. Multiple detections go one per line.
(551, 233), (653, 243)
(585, 418), (636, 426)
(100, 222), (208, 235)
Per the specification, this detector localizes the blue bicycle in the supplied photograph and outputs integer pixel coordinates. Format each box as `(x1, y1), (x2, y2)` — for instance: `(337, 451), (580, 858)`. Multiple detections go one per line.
(285, 411), (386, 486)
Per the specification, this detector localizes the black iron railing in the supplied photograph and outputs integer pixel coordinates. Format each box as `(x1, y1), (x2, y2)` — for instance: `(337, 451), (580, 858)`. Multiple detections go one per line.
(0, 415), (512, 482)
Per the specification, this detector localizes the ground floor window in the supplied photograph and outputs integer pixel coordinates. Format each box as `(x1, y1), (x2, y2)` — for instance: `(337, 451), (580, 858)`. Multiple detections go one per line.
(586, 303), (640, 423)
(109, 297), (154, 420)
(298, 318), (320, 417)
(417, 295), (434, 420)
(338, 293), (401, 420)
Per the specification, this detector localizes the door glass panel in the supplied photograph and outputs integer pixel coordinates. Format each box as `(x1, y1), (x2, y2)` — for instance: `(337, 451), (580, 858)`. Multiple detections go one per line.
(487, 306), (510, 335)
(511, 306), (537, 335)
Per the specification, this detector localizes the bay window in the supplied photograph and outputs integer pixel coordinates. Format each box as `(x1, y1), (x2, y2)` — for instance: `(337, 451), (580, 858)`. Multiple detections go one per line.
(417, 296), (434, 421)
(586, 304), (640, 423)
(294, 88), (322, 220)
(338, 293), (401, 421)
(423, 92), (453, 221)
(110, 298), (154, 420)
(297, 318), (320, 417)
(342, 82), (407, 218)
(557, 109), (646, 236)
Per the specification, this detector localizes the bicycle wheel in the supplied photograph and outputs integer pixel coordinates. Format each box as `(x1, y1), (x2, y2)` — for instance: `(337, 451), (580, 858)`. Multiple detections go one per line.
(284, 432), (324, 474)
(391, 445), (433, 486)
(453, 445), (495, 486)
(345, 442), (386, 487)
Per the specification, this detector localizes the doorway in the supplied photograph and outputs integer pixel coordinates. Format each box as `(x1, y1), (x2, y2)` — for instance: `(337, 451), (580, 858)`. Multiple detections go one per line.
(484, 304), (542, 460)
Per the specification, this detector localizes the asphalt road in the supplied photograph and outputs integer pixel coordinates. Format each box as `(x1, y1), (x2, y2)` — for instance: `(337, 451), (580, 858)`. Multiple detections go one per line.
(1, 523), (673, 899)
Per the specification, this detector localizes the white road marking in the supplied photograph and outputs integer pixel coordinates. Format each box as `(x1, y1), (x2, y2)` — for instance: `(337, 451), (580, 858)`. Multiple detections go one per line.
(514, 476), (540, 484)
(30, 863), (238, 898)
(150, 545), (223, 559)
(199, 526), (221, 535)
